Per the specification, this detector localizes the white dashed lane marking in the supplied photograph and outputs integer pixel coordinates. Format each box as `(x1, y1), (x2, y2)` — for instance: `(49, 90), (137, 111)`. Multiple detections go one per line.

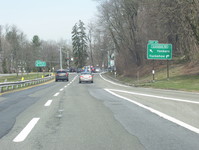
(44, 100), (53, 107)
(13, 118), (40, 142)
(53, 92), (59, 97)
(13, 75), (78, 143)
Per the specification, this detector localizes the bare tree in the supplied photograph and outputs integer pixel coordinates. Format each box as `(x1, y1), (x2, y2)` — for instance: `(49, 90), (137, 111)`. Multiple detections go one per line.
(87, 22), (94, 66)
(94, 0), (199, 76)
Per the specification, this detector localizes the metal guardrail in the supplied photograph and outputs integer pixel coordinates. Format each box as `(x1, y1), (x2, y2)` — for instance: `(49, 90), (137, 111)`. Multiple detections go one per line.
(0, 76), (54, 93)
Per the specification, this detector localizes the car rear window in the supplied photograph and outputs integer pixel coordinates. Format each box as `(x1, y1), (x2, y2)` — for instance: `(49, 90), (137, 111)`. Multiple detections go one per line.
(81, 72), (91, 75)
(57, 71), (66, 73)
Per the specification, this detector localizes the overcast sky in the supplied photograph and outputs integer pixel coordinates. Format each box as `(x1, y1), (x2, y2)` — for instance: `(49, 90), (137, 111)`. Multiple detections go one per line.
(0, 0), (98, 41)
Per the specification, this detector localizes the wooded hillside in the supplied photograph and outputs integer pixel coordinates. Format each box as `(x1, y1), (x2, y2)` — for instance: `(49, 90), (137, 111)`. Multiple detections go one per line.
(91, 0), (199, 76)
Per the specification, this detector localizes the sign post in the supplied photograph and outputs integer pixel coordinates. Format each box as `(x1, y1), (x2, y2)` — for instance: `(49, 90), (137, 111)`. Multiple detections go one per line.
(147, 41), (172, 80)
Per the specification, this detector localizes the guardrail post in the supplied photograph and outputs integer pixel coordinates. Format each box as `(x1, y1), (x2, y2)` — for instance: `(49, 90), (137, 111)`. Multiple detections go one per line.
(5, 86), (8, 91)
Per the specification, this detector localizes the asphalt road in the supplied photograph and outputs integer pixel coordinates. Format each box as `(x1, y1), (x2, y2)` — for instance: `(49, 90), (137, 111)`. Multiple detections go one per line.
(0, 73), (199, 150)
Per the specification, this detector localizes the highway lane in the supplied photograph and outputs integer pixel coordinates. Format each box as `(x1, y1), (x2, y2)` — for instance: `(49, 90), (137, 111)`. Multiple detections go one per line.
(0, 80), (58, 139)
(0, 73), (199, 149)
(99, 74), (199, 130)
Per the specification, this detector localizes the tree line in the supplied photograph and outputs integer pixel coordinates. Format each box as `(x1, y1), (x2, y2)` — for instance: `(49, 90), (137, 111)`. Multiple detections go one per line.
(0, 25), (70, 74)
(0, 0), (198, 76)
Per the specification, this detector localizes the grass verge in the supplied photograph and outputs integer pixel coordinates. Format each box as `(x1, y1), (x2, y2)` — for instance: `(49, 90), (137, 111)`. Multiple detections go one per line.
(0, 73), (52, 83)
(141, 75), (199, 92)
(107, 65), (199, 92)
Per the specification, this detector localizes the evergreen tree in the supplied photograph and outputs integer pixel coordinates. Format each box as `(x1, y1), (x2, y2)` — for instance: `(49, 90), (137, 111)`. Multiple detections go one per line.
(32, 35), (42, 60)
(32, 35), (42, 71)
(78, 20), (88, 66)
(32, 35), (41, 47)
(71, 20), (88, 68)
(72, 23), (80, 67)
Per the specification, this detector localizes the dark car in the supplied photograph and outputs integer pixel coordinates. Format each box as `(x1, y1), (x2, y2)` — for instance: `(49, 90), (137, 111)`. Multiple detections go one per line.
(55, 69), (69, 82)
(77, 68), (83, 73)
(69, 67), (76, 72)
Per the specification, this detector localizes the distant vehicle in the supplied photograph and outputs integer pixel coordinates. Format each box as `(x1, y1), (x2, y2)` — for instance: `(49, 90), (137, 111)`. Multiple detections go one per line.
(94, 67), (101, 73)
(83, 66), (92, 72)
(91, 67), (95, 73)
(55, 69), (69, 82)
(65, 69), (70, 72)
(79, 72), (93, 83)
(77, 68), (83, 73)
(69, 67), (76, 72)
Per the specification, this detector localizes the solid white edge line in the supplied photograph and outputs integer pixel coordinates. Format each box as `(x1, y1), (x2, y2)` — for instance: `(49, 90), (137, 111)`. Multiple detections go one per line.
(13, 118), (40, 142)
(105, 88), (199, 134)
(100, 73), (129, 88)
(109, 89), (199, 104)
(44, 100), (53, 107)
(54, 92), (59, 96)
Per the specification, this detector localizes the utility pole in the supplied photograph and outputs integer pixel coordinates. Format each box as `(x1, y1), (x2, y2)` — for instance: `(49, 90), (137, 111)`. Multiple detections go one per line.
(60, 47), (62, 69)
(108, 51), (110, 69)
(67, 51), (70, 68)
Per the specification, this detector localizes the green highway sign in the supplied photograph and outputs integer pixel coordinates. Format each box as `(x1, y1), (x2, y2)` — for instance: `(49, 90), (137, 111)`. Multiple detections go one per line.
(148, 40), (158, 44)
(35, 60), (46, 67)
(147, 43), (172, 60)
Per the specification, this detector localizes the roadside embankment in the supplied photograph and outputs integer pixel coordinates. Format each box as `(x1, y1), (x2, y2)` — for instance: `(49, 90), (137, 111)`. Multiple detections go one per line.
(105, 64), (199, 92)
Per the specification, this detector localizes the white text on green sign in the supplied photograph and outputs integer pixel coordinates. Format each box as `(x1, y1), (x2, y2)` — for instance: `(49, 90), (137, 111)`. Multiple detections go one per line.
(147, 43), (172, 60)
(35, 60), (46, 67)
(148, 40), (158, 44)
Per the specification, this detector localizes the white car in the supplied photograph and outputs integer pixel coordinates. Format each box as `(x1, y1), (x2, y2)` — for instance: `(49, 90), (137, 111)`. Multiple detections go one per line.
(94, 67), (101, 73)
(79, 72), (93, 83)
